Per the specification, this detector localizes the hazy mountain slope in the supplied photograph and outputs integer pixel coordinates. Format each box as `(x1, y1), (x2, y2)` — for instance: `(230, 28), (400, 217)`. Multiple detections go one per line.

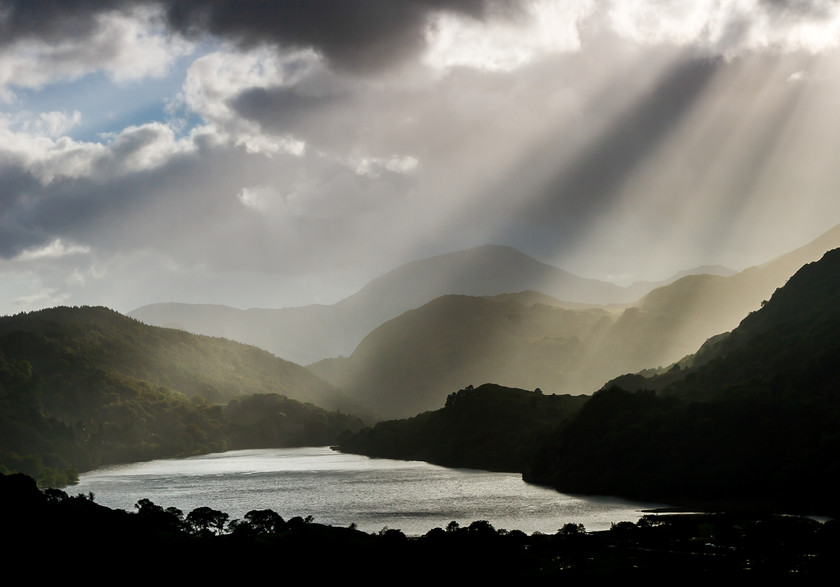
(129, 245), (629, 364)
(334, 244), (627, 311)
(525, 248), (840, 511)
(129, 302), (349, 368)
(0, 306), (353, 412)
(620, 263), (737, 301)
(335, 249), (840, 512)
(624, 246), (840, 402)
(310, 225), (840, 418)
(129, 245), (677, 364)
(605, 222), (840, 367)
(0, 306), (364, 484)
(309, 294), (616, 418)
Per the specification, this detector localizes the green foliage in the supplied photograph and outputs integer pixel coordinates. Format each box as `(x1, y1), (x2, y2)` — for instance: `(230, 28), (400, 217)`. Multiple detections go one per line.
(225, 393), (363, 449)
(0, 306), (365, 484)
(339, 383), (587, 472)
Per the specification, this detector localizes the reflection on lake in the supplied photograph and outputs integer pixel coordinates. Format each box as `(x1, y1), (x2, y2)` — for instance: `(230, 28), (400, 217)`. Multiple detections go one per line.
(73, 447), (663, 536)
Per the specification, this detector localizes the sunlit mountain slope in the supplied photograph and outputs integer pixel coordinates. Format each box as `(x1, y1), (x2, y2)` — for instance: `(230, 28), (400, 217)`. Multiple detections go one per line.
(310, 224), (840, 418)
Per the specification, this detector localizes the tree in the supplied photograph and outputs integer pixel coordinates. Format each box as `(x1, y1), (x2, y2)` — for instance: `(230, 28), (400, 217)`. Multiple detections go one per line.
(186, 506), (229, 536)
(244, 509), (284, 534)
(559, 522), (585, 536)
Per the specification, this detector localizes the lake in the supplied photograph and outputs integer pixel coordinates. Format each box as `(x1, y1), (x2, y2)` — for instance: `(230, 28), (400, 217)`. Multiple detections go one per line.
(73, 446), (663, 536)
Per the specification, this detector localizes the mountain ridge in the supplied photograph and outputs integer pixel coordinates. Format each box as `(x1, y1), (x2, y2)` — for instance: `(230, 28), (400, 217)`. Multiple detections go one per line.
(308, 225), (840, 418)
(0, 305), (365, 484)
(128, 239), (788, 365)
(338, 247), (840, 513)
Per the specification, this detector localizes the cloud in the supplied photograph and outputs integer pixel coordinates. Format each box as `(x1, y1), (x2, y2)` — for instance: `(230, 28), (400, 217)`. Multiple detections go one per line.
(236, 186), (276, 212)
(424, 0), (594, 72)
(7, 110), (83, 137)
(354, 155), (419, 178)
(605, 0), (840, 56)
(0, 3), (193, 100)
(11, 288), (72, 309)
(13, 238), (90, 262)
(176, 46), (315, 156)
(106, 122), (194, 173)
(0, 115), (197, 184)
(4, 0), (840, 318)
(160, 0), (495, 72)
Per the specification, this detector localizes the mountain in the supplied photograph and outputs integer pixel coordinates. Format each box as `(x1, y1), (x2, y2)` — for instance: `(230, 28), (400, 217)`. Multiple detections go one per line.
(606, 223), (840, 363)
(0, 306), (351, 410)
(129, 244), (691, 365)
(309, 294), (617, 418)
(524, 248), (840, 512)
(0, 306), (363, 484)
(335, 247), (840, 512)
(310, 224), (840, 418)
(620, 263), (737, 301)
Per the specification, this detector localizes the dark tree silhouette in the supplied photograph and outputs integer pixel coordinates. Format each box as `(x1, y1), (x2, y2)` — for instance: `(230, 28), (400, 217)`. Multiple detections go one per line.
(244, 509), (285, 534)
(186, 506), (229, 536)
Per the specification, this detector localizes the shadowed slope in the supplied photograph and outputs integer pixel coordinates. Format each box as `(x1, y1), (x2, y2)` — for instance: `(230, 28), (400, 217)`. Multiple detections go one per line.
(0, 306), (364, 483)
(525, 248), (840, 511)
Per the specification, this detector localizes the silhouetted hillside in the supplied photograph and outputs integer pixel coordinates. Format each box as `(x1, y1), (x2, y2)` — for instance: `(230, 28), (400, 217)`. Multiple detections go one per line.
(338, 383), (587, 471)
(525, 249), (840, 513)
(5, 471), (835, 580)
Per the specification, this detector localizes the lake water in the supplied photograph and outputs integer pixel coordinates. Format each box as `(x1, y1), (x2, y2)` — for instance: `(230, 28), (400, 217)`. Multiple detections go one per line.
(73, 447), (663, 536)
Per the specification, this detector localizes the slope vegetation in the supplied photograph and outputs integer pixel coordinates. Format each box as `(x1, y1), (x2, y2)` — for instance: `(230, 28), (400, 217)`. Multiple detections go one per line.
(0, 307), (363, 484)
(338, 383), (587, 472)
(525, 248), (840, 513)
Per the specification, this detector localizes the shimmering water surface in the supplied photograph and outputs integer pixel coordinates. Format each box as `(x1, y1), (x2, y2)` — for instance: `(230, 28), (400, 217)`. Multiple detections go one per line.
(74, 447), (663, 535)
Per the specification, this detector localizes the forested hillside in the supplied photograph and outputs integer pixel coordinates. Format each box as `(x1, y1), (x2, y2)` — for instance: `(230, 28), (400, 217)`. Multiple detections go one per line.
(525, 248), (840, 513)
(338, 383), (587, 472)
(0, 307), (363, 485)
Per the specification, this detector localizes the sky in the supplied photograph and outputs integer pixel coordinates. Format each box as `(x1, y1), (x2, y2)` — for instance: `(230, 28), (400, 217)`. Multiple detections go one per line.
(3, 0), (840, 315)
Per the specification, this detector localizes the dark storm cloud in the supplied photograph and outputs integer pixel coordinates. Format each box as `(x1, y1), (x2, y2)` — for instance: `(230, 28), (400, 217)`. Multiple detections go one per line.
(162, 0), (500, 71)
(0, 0), (514, 72)
(0, 166), (45, 256)
(232, 87), (344, 138)
(0, 0), (130, 44)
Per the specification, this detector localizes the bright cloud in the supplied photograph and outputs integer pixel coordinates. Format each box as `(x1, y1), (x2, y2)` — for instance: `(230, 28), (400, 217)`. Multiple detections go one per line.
(606, 0), (840, 56)
(174, 47), (318, 157)
(425, 0), (594, 72)
(0, 116), (195, 182)
(354, 155), (419, 178)
(13, 239), (90, 262)
(0, 4), (193, 101)
(237, 186), (277, 211)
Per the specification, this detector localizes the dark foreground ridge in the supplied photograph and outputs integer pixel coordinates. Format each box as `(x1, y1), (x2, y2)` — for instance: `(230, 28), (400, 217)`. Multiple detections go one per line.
(3, 472), (837, 580)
